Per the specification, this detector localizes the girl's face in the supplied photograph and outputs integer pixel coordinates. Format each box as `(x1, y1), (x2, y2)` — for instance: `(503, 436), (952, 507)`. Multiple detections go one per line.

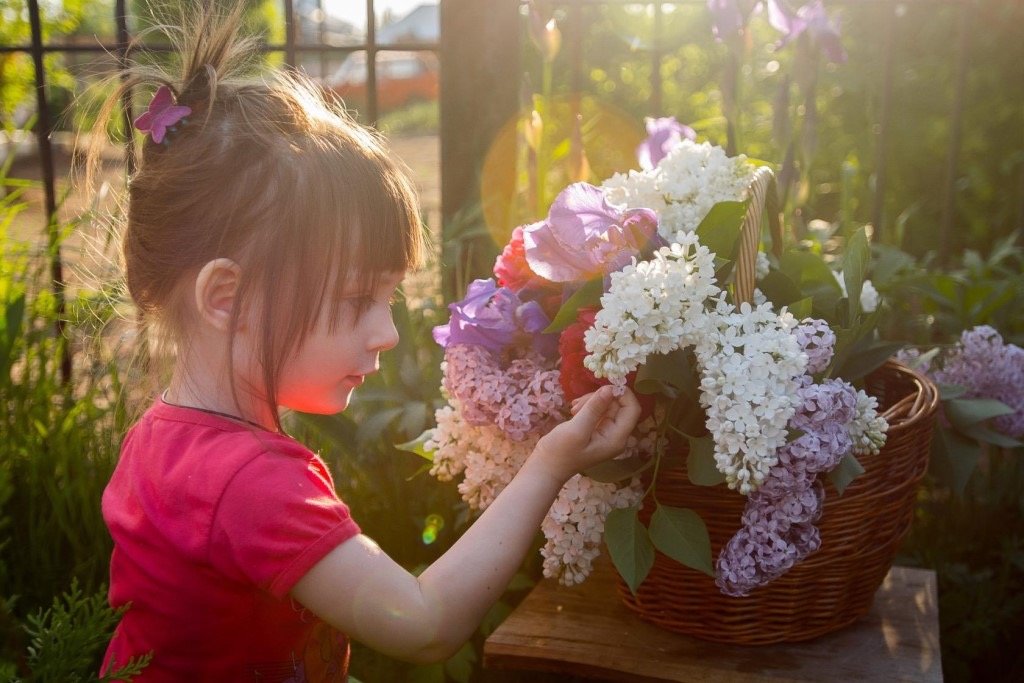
(273, 271), (404, 415)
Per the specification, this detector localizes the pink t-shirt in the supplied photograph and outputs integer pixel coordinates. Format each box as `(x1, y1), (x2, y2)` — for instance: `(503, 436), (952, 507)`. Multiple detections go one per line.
(101, 399), (361, 682)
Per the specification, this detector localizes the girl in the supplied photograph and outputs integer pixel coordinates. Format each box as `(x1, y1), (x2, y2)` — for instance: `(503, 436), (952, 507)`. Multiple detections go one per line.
(94, 4), (641, 681)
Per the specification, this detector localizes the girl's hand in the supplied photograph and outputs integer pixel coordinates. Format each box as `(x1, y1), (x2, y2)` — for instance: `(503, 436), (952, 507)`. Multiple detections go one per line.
(534, 385), (642, 482)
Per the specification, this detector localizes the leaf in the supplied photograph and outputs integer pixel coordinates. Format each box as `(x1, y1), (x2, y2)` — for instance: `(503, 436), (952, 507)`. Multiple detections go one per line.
(937, 383), (967, 400)
(932, 426), (980, 497)
(945, 398), (1015, 430)
(395, 428), (435, 462)
(834, 341), (904, 382)
(584, 456), (653, 483)
(686, 436), (726, 486)
(843, 227), (870, 320)
(695, 200), (749, 258)
(780, 250), (840, 290)
(542, 278), (603, 334)
(648, 505), (714, 576)
(605, 507), (655, 595)
(634, 348), (699, 401)
(443, 642), (477, 683)
(355, 406), (404, 443)
(960, 423), (1022, 449)
(787, 297), (813, 320)
(828, 453), (865, 495)
(758, 270), (804, 307)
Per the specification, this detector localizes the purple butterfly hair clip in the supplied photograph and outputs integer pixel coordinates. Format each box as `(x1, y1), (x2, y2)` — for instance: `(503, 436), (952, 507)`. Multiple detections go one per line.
(133, 85), (191, 145)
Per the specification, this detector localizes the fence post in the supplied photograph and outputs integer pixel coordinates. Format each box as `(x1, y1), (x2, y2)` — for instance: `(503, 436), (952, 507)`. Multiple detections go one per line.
(27, 0), (71, 383)
(439, 0), (520, 301)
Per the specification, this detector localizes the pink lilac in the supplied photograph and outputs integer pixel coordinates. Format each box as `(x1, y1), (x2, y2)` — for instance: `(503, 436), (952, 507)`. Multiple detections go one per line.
(932, 326), (1024, 438)
(794, 318), (836, 375)
(715, 379), (857, 596)
(443, 343), (564, 441)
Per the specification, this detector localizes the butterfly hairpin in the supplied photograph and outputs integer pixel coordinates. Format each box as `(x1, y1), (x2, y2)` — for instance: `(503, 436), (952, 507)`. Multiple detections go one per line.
(134, 85), (192, 145)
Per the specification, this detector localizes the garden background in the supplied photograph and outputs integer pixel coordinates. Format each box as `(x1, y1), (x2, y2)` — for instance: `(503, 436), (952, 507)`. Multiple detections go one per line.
(1, 0), (1022, 680)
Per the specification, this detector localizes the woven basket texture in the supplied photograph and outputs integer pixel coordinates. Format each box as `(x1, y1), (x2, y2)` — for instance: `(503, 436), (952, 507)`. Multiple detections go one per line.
(615, 360), (940, 645)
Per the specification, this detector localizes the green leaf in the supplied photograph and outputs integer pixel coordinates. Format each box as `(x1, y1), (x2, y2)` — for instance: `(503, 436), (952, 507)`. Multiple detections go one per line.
(842, 227), (870, 320)
(542, 278), (603, 334)
(758, 271), (804, 307)
(828, 453), (865, 495)
(932, 426), (980, 497)
(605, 507), (655, 595)
(834, 341), (904, 382)
(395, 428), (435, 462)
(695, 200), (749, 258)
(937, 383), (967, 400)
(945, 398), (1015, 430)
(781, 250), (840, 290)
(648, 505), (714, 576)
(443, 642), (477, 683)
(787, 297), (813, 320)
(634, 348), (699, 401)
(960, 424), (1022, 449)
(584, 456), (654, 483)
(686, 436), (725, 486)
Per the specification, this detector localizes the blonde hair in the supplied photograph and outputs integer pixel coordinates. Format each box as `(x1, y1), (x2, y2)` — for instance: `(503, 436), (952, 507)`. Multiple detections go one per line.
(87, 2), (425, 429)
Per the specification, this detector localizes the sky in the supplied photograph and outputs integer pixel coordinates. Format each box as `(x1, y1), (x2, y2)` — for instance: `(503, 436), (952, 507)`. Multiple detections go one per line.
(325, 0), (437, 31)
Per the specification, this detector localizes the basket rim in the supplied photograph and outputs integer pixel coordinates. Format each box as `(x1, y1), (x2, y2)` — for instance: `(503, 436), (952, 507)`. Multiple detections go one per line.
(874, 359), (940, 432)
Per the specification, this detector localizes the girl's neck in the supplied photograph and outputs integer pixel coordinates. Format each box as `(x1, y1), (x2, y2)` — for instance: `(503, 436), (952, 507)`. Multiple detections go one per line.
(168, 344), (279, 432)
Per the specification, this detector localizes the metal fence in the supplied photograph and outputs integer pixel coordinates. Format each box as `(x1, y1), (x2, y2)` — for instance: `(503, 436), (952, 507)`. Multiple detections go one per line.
(3, 0), (1020, 382)
(2, 0), (441, 381)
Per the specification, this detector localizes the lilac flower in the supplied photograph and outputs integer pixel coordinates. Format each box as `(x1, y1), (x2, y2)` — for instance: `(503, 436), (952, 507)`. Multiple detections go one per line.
(933, 326), (1024, 438)
(794, 318), (836, 374)
(433, 278), (557, 357)
(766, 0), (847, 63)
(523, 183), (660, 283)
(637, 117), (697, 171)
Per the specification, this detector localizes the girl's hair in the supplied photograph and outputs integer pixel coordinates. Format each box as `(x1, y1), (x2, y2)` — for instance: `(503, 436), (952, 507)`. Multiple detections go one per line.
(87, 2), (425, 429)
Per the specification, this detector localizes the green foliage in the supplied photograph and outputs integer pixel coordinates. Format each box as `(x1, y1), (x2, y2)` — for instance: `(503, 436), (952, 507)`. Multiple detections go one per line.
(604, 507), (654, 595)
(5, 579), (150, 682)
(379, 101), (439, 137)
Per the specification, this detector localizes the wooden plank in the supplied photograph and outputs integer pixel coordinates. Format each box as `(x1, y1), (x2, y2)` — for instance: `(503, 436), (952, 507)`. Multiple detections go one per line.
(485, 557), (941, 682)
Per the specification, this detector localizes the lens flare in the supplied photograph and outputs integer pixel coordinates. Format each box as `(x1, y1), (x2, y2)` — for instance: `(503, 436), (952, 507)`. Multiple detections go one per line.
(422, 513), (445, 545)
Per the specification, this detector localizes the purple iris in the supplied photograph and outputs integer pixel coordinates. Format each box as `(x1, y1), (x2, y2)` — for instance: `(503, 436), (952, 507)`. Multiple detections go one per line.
(637, 116), (696, 170)
(766, 0), (847, 63)
(523, 183), (660, 283)
(432, 278), (557, 357)
(707, 0), (846, 64)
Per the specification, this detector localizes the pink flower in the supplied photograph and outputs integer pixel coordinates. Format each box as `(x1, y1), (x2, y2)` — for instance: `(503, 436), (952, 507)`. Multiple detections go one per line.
(637, 117), (696, 170)
(133, 85), (191, 144)
(494, 225), (558, 294)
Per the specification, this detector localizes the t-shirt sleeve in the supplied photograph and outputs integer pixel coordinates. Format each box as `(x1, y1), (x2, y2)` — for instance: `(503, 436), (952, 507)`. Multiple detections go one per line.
(209, 448), (361, 599)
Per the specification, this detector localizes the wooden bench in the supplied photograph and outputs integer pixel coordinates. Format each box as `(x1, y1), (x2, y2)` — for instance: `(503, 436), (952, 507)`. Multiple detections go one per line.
(484, 557), (942, 682)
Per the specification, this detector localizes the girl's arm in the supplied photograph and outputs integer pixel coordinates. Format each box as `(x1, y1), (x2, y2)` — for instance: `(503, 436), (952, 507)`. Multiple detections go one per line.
(290, 385), (641, 663)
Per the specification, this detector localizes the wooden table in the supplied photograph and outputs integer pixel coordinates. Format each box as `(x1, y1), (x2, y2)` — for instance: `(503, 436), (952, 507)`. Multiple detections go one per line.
(484, 558), (942, 682)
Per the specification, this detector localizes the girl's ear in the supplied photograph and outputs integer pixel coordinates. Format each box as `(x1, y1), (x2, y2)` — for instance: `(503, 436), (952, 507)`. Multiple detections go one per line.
(194, 258), (241, 332)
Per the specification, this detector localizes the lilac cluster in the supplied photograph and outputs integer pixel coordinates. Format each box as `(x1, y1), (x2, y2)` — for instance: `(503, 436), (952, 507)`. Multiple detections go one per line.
(793, 318), (837, 374)
(443, 344), (564, 441)
(716, 378), (858, 596)
(933, 326), (1024, 437)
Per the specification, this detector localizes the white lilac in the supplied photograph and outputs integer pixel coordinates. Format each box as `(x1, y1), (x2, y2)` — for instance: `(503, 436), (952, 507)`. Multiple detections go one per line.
(694, 300), (808, 495)
(833, 271), (880, 313)
(582, 231), (720, 389)
(601, 139), (755, 241)
(540, 418), (659, 586)
(849, 389), (888, 455)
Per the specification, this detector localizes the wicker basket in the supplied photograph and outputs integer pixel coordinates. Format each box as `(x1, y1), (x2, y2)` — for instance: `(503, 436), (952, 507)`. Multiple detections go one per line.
(615, 360), (940, 645)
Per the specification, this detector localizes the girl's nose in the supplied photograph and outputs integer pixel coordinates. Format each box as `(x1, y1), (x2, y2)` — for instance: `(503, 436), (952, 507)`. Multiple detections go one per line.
(372, 311), (400, 352)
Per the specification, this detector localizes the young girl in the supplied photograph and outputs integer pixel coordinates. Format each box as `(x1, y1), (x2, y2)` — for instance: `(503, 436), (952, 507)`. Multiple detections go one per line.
(95, 5), (640, 681)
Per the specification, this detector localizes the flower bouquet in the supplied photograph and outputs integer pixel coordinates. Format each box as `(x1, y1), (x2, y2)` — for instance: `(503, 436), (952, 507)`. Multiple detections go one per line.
(415, 121), (940, 643)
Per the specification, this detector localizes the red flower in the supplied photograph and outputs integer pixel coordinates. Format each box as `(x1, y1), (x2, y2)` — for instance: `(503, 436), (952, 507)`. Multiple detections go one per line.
(558, 308), (655, 420)
(494, 225), (555, 294)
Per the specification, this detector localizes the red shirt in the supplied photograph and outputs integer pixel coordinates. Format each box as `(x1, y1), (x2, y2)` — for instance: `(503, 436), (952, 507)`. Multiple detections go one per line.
(101, 399), (361, 682)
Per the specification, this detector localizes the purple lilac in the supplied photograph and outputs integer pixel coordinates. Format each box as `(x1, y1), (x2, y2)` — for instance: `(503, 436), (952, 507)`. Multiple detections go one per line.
(715, 379), (858, 596)
(433, 278), (557, 358)
(443, 344), (564, 442)
(933, 326), (1024, 438)
(794, 318), (836, 374)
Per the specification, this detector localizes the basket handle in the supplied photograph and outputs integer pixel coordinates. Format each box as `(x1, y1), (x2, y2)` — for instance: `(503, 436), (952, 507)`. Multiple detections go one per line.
(734, 166), (783, 305)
